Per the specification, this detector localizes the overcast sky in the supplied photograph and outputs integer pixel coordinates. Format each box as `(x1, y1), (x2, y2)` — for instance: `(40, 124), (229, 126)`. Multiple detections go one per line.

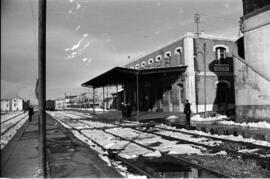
(1, 0), (242, 102)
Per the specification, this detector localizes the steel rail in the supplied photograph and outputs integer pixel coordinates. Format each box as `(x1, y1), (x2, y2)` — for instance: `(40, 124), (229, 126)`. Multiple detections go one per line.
(46, 112), (155, 178)
(55, 112), (229, 177)
(100, 128), (229, 177)
(76, 111), (270, 169)
(1, 112), (25, 124)
(1, 115), (28, 136)
(156, 125), (270, 150)
(131, 127), (270, 169)
(57, 111), (270, 170)
(69, 110), (270, 151)
(58, 111), (270, 151)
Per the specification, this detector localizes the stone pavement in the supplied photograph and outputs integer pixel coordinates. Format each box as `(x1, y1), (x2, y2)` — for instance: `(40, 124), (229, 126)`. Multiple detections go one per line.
(46, 113), (122, 178)
(1, 112), (122, 178)
(1, 113), (40, 178)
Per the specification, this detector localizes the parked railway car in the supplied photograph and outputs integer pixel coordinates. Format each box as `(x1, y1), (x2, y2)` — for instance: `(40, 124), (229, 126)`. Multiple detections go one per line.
(46, 100), (56, 111)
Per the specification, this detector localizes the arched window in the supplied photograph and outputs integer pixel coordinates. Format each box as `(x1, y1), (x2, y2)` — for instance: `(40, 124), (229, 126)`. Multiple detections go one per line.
(141, 61), (146, 68)
(148, 58), (154, 68)
(213, 45), (229, 64)
(164, 51), (171, 67)
(174, 47), (182, 54)
(215, 80), (231, 88)
(135, 64), (140, 69)
(175, 47), (183, 65)
(155, 55), (162, 67)
(164, 51), (171, 58)
(148, 58), (154, 65)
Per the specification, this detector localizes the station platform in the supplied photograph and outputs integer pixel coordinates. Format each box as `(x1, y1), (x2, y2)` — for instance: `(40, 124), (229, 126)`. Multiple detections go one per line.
(1, 112), (122, 178)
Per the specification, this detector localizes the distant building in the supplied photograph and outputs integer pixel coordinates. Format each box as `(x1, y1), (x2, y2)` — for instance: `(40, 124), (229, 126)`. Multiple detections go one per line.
(23, 100), (30, 110)
(82, 32), (236, 115)
(10, 98), (23, 111)
(234, 0), (270, 122)
(64, 94), (77, 108)
(55, 98), (65, 110)
(1, 99), (10, 112)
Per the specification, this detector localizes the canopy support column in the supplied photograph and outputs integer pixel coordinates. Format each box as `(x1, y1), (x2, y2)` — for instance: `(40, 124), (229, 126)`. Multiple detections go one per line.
(103, 86), (105, 113)
(93, 87), (95, 114)
(116, 85), (119, 123)
(136, 72), (139, 121)
(123, 84), (126, 104)
(107, 86), (109, 109)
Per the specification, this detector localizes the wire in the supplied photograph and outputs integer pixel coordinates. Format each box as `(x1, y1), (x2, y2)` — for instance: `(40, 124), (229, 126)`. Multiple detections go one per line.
(28, 0), (39, 102)
(28, 0), (38, 62)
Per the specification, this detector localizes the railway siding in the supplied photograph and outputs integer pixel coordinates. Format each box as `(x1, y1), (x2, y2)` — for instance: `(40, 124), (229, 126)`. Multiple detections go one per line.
(47, 110), (270, 177)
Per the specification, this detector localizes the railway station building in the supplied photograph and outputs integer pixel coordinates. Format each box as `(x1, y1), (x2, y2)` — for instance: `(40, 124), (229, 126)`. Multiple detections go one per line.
(82, 32), (236, 115)
(234, 0), (270, 122)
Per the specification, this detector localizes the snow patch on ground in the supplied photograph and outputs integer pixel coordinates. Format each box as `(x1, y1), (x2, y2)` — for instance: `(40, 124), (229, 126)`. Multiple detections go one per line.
(191, 114), (228, 122)
(168, 144), (204, 155)
(67, 107), (108, 112)
(219, 120), (270, 129)
(143, 150), (162, 157)
(155, 130), (222, 146)
(0, 111), (23, 122)
(166, 115), (178, 122)
(158, 124), (270, 147)
(1, 113), (28, 149)
(238, 148), (259, 153)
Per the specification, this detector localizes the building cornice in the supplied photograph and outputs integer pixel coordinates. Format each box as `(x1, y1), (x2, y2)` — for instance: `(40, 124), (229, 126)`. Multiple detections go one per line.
(127, 32), (236, 65)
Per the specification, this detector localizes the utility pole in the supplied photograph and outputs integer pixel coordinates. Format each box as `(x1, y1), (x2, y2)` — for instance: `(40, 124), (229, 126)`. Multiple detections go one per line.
(194, 13), (200, 38)
(203, 43), (207, 118)
(38, 0), (47, 177)
(194, 12), (200, 114)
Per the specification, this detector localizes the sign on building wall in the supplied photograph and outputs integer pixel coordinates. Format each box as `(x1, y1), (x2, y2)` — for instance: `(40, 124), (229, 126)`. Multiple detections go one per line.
(213, 64), (230, 72)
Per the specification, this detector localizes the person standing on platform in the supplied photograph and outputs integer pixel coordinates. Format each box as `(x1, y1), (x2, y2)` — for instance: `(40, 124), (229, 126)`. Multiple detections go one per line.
(126, 103), (131, 117)
(121, 102), (126, 118)
(28, 106), (34, 122)
(184, 100), (191, 129)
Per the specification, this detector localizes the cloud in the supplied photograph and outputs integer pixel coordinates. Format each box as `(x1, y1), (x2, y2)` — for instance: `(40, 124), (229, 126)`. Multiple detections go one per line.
(82, 57), (93, 64)
(68, 0), (82, 15)
(65, 33), (90, 59)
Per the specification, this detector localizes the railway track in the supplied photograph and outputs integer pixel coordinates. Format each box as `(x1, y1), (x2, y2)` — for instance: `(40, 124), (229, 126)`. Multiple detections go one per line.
(63, 111), (270, 149)
(1, 112), (25, 125)
(48, 111), (232, 177)
(60, 111), (270, 168)
(47, 112), (157, 177)
(1, 113), (28, 136)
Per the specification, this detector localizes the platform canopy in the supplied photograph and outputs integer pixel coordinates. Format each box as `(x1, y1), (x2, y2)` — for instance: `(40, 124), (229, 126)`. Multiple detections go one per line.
(81, 66), (187, 88)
